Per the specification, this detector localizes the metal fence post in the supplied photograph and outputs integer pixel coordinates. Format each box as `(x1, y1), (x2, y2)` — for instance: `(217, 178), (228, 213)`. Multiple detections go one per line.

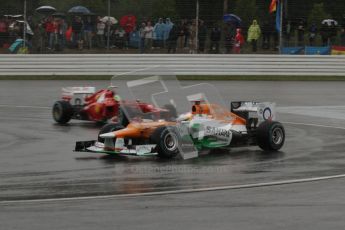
(107, 0), (111, 50)
(23, 0), (27, 50)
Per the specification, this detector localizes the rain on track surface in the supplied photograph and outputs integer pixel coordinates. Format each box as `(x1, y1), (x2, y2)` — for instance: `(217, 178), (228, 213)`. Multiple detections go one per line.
(0, 80), (344, 201)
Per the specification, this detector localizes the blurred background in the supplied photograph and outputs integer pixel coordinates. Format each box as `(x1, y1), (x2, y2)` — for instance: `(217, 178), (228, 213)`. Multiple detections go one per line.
(1, 0), (344, 54)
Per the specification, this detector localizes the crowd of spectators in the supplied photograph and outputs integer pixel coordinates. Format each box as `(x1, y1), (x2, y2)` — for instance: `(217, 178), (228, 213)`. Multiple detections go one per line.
(1, 13), (345, 54)
(284, 19), (345, 47)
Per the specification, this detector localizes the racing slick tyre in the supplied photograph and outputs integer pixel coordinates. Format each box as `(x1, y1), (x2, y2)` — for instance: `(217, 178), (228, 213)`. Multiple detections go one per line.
(163, 104), (178, 120)
(98, 123), (124, 143)
(52, 101), (74, 124)
(151, 126), (180, 159)
(256, 121), (285, 151)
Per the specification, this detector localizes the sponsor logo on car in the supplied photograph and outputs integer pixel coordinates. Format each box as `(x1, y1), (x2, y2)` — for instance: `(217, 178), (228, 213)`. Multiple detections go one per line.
(205, 126), (231, 138)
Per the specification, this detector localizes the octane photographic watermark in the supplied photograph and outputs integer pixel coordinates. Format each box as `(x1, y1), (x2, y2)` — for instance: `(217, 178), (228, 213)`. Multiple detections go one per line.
(110, 67), (229, 159)
(126, 165), (229, 174)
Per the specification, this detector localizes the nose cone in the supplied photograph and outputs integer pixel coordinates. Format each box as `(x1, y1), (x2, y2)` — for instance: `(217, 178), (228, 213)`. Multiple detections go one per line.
(99, 132), (116, 139)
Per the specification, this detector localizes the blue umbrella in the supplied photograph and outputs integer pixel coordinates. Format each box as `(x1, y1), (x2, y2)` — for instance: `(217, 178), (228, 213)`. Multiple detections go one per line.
(68, 6), (91, 15)
(223, 14), (242, 25)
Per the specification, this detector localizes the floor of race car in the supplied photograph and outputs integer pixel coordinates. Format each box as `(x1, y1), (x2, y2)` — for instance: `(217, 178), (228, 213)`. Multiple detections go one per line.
(0, 80), (345, 230)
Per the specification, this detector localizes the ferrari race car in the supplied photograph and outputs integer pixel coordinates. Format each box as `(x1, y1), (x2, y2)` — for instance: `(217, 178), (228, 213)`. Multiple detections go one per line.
(75, 101), (285, 159)
(52, 87), (176, 125)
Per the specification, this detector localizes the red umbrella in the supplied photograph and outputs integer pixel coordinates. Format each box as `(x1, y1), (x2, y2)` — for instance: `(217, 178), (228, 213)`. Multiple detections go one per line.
(120, 15), (137, 33)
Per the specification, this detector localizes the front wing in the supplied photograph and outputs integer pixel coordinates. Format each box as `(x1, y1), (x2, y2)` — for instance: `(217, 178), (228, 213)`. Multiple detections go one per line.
(75, 140), (158, 156)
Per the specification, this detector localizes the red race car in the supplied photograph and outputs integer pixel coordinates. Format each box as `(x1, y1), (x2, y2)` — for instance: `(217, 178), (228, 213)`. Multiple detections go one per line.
(52, 86), (176, 125)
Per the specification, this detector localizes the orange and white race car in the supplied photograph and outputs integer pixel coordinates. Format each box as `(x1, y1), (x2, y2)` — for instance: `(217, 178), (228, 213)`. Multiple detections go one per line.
(75, 101), (285, 159)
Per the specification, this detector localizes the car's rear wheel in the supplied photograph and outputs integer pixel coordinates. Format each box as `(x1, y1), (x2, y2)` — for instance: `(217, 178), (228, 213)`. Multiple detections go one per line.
(151, 126), (180, 159)
(52, 101), (74, 124)
(98, 123), (124, 143)
(256, 121), (285, 151)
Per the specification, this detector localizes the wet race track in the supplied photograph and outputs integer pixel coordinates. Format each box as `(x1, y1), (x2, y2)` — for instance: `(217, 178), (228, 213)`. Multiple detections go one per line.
(1, 80), (345, 229)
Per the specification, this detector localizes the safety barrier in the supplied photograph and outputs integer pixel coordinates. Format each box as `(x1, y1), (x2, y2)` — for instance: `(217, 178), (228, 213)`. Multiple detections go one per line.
(0, 54), (344, 76)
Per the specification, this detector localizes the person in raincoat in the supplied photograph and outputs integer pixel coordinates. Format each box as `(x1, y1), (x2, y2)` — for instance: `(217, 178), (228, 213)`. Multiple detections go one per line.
(247, 19), (261, 52)
(153, 18), (165, 48)
(164, 18), (174, 40)
(233, 28), (244, 54)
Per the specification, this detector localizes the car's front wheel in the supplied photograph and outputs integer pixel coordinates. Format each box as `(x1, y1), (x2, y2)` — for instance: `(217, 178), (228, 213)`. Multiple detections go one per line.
(151, 126), (180, 159)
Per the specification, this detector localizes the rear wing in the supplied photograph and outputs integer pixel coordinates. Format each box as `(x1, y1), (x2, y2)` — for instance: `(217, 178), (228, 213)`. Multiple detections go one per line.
(231, 101), (276, 123)
(62, 87), (96, 96)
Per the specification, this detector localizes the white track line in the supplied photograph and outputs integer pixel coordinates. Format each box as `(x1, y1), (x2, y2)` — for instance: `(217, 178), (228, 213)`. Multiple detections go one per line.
(2, 174), (345, 205)
(279, 105), (345, 109)
(283, 121), (345, 130)
(0, 105), (50, 109)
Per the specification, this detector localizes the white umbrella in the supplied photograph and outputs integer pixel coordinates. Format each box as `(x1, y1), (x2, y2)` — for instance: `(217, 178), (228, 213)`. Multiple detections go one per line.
(36, 6), (57, 15)
(101, 16), (118, 24)
(5, 15), (23, 19)
(322, 19), (338, 26)
(16, 20), (34, 35)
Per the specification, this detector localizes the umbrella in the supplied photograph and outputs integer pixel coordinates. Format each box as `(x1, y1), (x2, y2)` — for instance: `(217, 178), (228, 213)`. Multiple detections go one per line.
(5, 15), (23, 19)
(322, 19), (338, 26)
(15, 21), (34, 35)
(223, 14), (242, 25)
(101, 16), (118, 24)
(36, 6), (57, 15)
(68, 6), (91, 15)
(120, 15), (137, 33)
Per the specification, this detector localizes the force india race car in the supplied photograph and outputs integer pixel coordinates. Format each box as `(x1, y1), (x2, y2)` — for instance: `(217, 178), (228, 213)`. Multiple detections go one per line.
(52, 87), (176, 125)
(75, 101), (285, 159)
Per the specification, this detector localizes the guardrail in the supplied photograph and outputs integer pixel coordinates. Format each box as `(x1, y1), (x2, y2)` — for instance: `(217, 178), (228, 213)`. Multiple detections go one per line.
(0, 54), (345, 76)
